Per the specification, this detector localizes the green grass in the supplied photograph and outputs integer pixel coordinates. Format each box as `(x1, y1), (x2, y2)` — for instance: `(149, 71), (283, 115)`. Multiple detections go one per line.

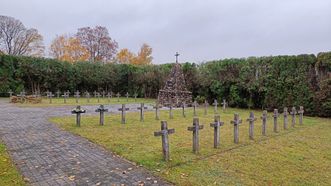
(0, 142), (26, 186)
(50, 107), (331, 185)
(11, 97), (155, 107)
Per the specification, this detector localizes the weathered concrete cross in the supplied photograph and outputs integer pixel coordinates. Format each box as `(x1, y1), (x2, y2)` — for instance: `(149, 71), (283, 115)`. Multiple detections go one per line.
(154, 102), (162, 120)
(204, 100), (209, 115)
(193, 100), (198, 116)
(71, 106), (86, 127)
(8, 90), (13, 97)
(95, 105), (108, 125)
(273, 109), (279, 133)
(74, 90), (80, 103)
(93, 91), (98, 98)
(154, 121), (175, 161)
(221, 99), (227, 111)
(116, 92), (120, 102)
(137, 103), (148, 122)
(47, 92), (54, 104)
(290, 107), (297, 127)
(169, 103), (174, 119)
(102, 90), (106, 99)
(126, 92), (129, 102)
(213, 99), (218, 114)
(118, 104), (130, 124)
(187, 118), (204, 153)
(231, 113), (242, 144)
(85, 91), (90, 103)
(107, 92), (112, 102)
(260, 110), (267, 136)
(56, 90), (61, 98)
(298, 106), (304, 125)
(134, 93), (138, 102)
(210, 115), (224, 148)
(246, 112), (257, 140)
(181, 102), (186, 118)
(96, 92), (101, 103)
(283, 107), (289, 130)
(45, 90), (50, 99)
(62, 92), (69, 103)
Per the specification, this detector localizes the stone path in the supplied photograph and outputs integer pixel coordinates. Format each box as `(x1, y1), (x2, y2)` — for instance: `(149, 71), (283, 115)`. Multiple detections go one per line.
(0, 100), (171, 186)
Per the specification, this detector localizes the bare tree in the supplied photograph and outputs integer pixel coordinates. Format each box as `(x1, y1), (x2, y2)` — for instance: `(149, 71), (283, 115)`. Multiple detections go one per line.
(0, 15), (44, 56)
(76, 26), (118, 62)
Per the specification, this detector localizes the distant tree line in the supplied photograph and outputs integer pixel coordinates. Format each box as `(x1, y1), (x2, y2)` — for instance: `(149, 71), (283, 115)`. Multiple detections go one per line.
(0, 52), (330, 117)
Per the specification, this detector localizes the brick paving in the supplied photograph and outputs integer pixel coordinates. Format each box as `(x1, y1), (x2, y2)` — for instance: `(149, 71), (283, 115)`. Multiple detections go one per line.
(0, 100), (171, 186)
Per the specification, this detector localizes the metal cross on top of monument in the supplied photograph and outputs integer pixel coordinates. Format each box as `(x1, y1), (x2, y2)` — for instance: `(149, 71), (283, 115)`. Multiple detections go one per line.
(157, 52), (192, 107)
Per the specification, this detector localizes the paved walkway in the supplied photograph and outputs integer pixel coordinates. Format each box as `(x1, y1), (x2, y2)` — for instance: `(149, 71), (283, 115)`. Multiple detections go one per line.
(0, 100), (171, 186)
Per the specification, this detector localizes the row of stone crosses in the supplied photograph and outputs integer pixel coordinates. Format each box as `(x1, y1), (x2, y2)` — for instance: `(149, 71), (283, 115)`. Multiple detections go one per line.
(71, 103), (304, 161)
(8, 90), (139, 103)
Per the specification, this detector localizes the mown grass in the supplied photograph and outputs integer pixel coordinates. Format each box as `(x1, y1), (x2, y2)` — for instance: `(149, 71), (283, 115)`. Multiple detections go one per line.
(0, 142), (26, 186)
(50, 107), (331, 185)
(12, 97), (155, 107)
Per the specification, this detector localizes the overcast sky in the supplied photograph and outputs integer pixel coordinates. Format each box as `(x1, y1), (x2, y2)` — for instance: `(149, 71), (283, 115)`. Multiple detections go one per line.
(1, 0), (330, 63)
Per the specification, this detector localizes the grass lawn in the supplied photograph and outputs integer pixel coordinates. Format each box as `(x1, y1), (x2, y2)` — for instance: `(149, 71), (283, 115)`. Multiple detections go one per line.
(10, 97), (156, 107)
(0, 142), (26, 186)
(50, 107), (331, 185)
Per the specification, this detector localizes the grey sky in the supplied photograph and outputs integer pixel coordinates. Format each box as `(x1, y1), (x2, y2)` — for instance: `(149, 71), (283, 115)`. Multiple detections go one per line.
(1, 0), (330, 63)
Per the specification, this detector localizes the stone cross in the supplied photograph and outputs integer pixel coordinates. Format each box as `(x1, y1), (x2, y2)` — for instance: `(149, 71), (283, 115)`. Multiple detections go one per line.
(118, 104), (129, 124)
(154, 121), (175, 161)
(107, 92), (112, 102)
(261, 110), (267, 136)
(95, 105), (108, 125)
(169, 103), (174, 119)
(45, 90), (50, 99)
(221, 99), (227, 111)
(56, 90), (61, 98)
(116, 92), (120, 102)
(213, 99), (218, 114)
(62, 92), (69, 103)
(93, 91), (98, 98)
(204, 100), (209, 115)
(246, 112), (257, 140)
(85, 91), (90, 103)
(66, 90), (70, 98)
(96, 92), (101, 103)
(290, 107), (297, 127)
(273, 109), (279, 133)
(298, 106), (304, 125)
(71, 106), (86, 127)
(210, 115), (224, 148)
(181, 102), (186, 118)
(283, 107), (289, 130)
(47, 92), (54, 104)
(137, 103), (148, 122)
(74, 90), (80, 103)
(134, 93), (138, 102)
(193, 100), (198, 116)
(154, 102), (162, 120)
(187, 118), (204, 154)
(125, 92), (129, 102)
(102, 90), (106, 99)
(8, 90), (13, 97)
(231, 113), (242, 144)
(18, 91), (26, 103)
(21, 90), (26, 96)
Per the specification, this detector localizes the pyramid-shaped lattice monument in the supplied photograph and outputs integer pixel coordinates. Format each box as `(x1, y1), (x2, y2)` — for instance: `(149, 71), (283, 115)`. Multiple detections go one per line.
(158, 53), (192, 107)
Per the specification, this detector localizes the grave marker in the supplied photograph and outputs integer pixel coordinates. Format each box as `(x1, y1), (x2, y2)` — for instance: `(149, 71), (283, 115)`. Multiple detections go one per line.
(74, 90), (80, 103)
(62, 92), (69, 103)
(8, 90), (13, 97)
(273, 109), (279, 133)
(182, 102), (186, 118)
(126, 92), (129, 102)
(193, 100), (198, 116)
(154, 121), (175, 161)
(154, 102), (162, 120)
(283, 107), (289, 130)
(85, 91), (90, 103)
(96, 92), (101, 103)
(116, 92), (120, 102)
(169, 103), (174, 119)
(290, 107), (297, 127)
(93, 91), (98, 98)
(95, 105), (108, 125)
(221, 99), (227, 111)
(231, 113), (242, 144)
(56, 90), (61, 98)
(137, 103), (148, 122)
(102, 90), (106, 99)
(298, 106), (304, 125)
(47, 92), (54, 104)
(134, 93), (138, 102)
(210, 115), (224, 148)
(246, 112), (257, 140)
(71, 106), (86, 127)
(118, 104), (129, 124)
(261, 110), (267, 136)
(187, 118), (204, 153)
(107, 92), (112, 103)
(213, 99), (218, 114)
(204, 100), (209, 115)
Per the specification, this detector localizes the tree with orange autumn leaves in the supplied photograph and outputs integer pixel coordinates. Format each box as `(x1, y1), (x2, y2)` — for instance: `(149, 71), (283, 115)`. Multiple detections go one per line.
(116, 43), (153, 65)
(50, 35), (89, 62)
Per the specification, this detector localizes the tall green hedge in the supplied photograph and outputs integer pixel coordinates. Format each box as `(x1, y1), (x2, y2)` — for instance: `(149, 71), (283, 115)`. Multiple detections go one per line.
(0, 52), (330, 117)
